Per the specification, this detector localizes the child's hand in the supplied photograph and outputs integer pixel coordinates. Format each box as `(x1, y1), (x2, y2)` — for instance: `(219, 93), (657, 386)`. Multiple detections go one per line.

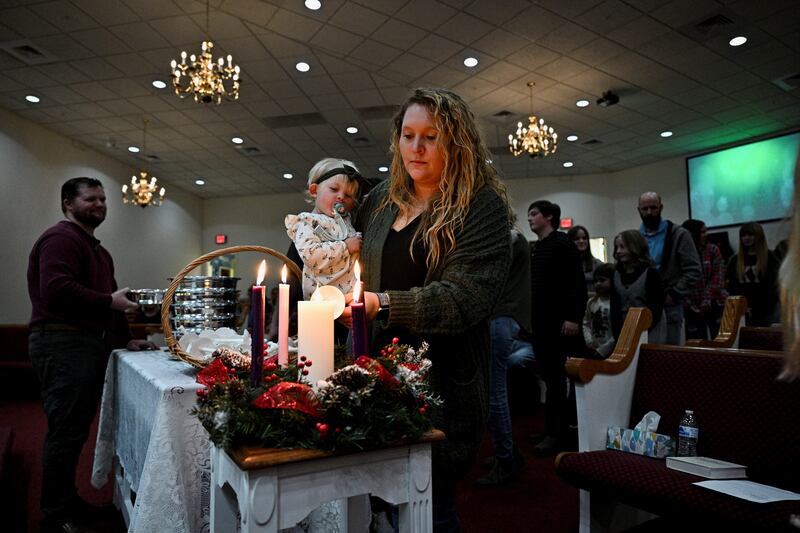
(345, 234), (362, 255)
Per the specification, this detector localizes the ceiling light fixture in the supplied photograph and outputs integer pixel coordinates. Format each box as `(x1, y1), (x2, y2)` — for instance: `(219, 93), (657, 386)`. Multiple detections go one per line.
(283, 173), (293, 179)
(508, 81), (558, 158)
(566, 134), (578, 142)
(127, 146), (140, 153)
(729, 36), (747, 47)
(305, 0), (322, 10)
(295, 61), (310, 73)
(660, 130), (673, 138)
(195, 179), (205, 185)
(122, 118), (165, 208)
(563, 161), (574, 168)
(576, 99), (590, 108)
(596, 90), (619, 107)
(378, 166), (388, 172)
(152, 80), (167, 89)
(169, 0), (241, 104)
(463, 57), (478, 68)
(231, 136), (244, 144)
(346, 126), (358, 134)
(25, 95), (40, 103)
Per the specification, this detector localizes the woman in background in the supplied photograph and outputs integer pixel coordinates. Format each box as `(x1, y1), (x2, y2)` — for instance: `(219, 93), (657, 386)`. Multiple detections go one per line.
(349, 88), (512, 531)
(681, 219), (728, 339)
(727, 222), (780, 327)
(610, 229), (666, 344)
(568, 225), (603, 295)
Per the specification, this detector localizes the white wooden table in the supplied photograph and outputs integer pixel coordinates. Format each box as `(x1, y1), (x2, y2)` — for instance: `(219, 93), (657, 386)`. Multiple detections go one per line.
(211, 430), (445, 533)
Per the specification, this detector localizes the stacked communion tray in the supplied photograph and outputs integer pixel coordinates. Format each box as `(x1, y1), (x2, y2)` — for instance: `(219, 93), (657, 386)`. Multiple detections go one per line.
(169, 276), (240, 336)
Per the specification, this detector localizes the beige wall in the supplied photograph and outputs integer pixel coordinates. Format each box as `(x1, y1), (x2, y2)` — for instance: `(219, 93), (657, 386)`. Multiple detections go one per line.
(0, 107), (204, 323)
(2, 104), (790, 323)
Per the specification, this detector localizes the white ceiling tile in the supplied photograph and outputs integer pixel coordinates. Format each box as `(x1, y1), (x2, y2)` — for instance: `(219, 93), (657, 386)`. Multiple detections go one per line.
(474, 60), (527, 86)
(267, 8), (323, 42)
(311, 92), (351, 111)
(149, 15), (205, 47)
(465, 0), (530, 26)
(394, 0), (457, 32)
(100, 78), (151, 98)
(81, 0), (140, 25)
(4, 66), (55, 87)
(381, 52), (437, 82)
(407, 33), (463, 63)
(605, 15), (671, 49)
(277, 95), (317, 114)
(35, 63), (90, 84)
(310, 24), (363, 56)
(29, 34), (94, 61)
(649, 0), (722, 29)
(435, 12), (494, 46)
(219, 0), (278, 27)
(37, 85), (86, 104)
(97, 98), (146, 116)
(504, 5), (568, 42)
(329, 2), (387, 36)
(472, 28), (529, 59)
(537, 56), (592, 83)
(0, 6), (61, 36)
(109, 22), (173, 51)
(537, 22), (598, 53)
(29, 1), (99, 32)
(574, 0), (641, 35)
(344, 88), (384, 108)
(371, 18), (428, 51)
(347, 39), (402, 68)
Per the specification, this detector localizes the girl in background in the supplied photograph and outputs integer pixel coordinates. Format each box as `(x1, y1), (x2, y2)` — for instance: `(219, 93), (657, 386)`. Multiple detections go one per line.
(681, 219), (728, 339)
(568, 225), (604, 295)
(726, 222), (780, 327)
(610, 230), (666, 344)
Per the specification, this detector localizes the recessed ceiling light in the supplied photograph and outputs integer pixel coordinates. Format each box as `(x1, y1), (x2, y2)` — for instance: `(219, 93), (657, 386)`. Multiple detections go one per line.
(195, 179), (205, 186)
(563, 161), (574, 168)
(346, 126), (358, 134)
(152, 80), (167, 89)
(231, 136), (244, 144)
(660, 130), (673, 138)
(305, 0), (321, 9)
(128, 146), (140, 153)
(566, 134), (578, 142)
(576, 99), (590, 108)
(378, 166), (388, 172)
(729, 36), (747, 47)
(283, 173), (293, 179)
(295, 61), (310, 73)
(463, 57), (478, 68)
(25, 95), (40, 103)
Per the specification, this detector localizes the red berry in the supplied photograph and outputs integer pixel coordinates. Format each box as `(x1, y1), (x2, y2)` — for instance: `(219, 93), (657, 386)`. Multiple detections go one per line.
(298, 361), (305, 368)
(387, 347), (393, 354)
(300, 355), (307, 362)
(196, 388), (207, 397)
(302, 369), (309, 375)
(392, 337), (399, 344)
(335, 427), (341, 433)
(305, 360), (312, 367)
(419, 407), (426, 414)
(381, 350), (386, 356)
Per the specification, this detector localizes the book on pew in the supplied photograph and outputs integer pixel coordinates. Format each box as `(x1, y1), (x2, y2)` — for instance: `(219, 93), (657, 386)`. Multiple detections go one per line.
(666, 456), (747, 479)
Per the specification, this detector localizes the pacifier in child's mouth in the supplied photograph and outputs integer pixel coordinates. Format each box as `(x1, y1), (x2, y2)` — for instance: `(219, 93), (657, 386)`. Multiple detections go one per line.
(333, 202), (347, 215)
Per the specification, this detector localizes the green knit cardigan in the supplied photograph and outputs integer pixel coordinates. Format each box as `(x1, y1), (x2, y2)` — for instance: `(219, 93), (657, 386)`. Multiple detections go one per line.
(355, 179), (511, 483)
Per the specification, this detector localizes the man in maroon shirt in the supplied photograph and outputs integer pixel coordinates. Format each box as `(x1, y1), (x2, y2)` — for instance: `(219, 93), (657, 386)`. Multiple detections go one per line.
(28, 177), (155, 533)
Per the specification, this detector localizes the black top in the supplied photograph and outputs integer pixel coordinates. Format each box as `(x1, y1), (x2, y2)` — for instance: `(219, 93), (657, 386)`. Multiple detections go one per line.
(610, 264), (665, 339)
(727, 252), (780, 327)
(530, 230), (588, 333)
(375, 216), (427, 350)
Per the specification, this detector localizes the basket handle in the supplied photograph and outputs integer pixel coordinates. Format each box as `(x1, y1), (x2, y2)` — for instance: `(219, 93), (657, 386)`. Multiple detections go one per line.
(161, 245), (303, 367)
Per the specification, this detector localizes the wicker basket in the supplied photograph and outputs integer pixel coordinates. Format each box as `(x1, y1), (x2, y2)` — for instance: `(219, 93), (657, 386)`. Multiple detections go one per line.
(161, 245), (302, 368)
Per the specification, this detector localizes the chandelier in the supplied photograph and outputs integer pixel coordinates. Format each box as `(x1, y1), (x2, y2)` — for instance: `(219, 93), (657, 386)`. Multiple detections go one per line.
(508, 81), (558, 158)
(169, 0), (241, 104)
(122, 119), (165, 208)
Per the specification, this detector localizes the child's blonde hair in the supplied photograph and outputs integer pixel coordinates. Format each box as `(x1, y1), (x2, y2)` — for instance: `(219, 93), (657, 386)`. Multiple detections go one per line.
(305, 157), (360, 205)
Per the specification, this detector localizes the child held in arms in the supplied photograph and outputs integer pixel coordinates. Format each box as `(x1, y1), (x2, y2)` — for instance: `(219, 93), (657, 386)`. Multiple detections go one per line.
(285, 158), (363, 300)
(583, 263), (616, 359)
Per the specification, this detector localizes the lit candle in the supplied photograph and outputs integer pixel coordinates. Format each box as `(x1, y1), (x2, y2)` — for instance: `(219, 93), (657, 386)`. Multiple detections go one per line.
(278, 264), (290, 368)
(250, 260), (267, 387)
(351, 260), (369, 358)
(298, 289), (334, 387)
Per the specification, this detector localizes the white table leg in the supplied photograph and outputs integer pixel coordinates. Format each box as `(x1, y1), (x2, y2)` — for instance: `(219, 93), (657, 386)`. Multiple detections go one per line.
(398, 444), (433, 533)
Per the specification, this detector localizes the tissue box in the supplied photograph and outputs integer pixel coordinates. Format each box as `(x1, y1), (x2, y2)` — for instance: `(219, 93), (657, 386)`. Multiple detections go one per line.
(606, 426), (676, 458)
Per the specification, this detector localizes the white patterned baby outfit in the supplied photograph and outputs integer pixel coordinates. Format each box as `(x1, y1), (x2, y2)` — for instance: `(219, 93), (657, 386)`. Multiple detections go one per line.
(285, 211), (358, 300)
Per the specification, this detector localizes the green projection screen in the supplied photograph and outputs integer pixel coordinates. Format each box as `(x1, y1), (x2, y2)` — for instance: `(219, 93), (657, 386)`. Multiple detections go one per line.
(687, 131), (799, 229)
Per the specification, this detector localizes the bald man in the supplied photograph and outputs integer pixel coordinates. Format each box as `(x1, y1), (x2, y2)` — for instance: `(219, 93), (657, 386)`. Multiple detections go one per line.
(638, 192), (701, 345)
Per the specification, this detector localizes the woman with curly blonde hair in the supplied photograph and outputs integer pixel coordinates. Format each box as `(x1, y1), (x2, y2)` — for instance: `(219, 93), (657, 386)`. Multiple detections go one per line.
(347, 87), (512, 531)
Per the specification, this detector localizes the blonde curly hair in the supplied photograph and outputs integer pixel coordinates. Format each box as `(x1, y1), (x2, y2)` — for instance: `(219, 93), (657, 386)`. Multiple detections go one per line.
(382, 87), (511, 267)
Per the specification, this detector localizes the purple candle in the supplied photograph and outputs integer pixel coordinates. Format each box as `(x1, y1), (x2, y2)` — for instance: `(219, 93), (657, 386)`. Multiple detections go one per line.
(250, 260), (267, 387)
(351, 261), (369, 358)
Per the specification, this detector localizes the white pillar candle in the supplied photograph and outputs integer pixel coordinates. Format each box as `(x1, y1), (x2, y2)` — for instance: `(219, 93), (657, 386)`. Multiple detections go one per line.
(278, 265), (290, 368)
(297, 298), (334, 387)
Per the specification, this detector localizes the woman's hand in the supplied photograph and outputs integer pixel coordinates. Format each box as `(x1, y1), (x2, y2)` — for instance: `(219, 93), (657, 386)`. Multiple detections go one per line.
(339, 291), (381, 328)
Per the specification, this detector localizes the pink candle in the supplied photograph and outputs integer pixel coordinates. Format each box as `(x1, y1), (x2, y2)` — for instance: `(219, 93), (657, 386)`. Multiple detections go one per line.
(351, 261), (369, 358)
(250, 260), (267, 387)
(278, 264), (290, 368)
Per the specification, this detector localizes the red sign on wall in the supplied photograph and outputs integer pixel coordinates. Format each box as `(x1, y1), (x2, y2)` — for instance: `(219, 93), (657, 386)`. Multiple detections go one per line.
(560, 218), (573, 229)
(215, 234), (227, 245)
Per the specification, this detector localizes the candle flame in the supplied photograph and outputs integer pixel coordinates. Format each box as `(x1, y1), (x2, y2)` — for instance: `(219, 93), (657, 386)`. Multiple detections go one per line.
(281, 264), (287, 284)
(312, 285), (321, 301)
(354, 260), (361, 282)
(353, 281), (361, 304)
(256, 260), (267, 285)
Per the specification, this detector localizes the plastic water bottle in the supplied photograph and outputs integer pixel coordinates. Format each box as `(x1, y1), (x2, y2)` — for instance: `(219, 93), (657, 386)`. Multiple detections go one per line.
(677, 410), (698, 457)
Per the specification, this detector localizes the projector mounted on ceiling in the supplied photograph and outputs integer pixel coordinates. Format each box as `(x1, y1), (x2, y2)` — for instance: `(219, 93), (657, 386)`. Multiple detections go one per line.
(596, 91), (619, 107)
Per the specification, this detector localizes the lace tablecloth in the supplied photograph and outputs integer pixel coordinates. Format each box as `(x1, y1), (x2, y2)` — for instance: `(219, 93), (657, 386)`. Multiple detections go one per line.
(90, 350), (347, 533)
